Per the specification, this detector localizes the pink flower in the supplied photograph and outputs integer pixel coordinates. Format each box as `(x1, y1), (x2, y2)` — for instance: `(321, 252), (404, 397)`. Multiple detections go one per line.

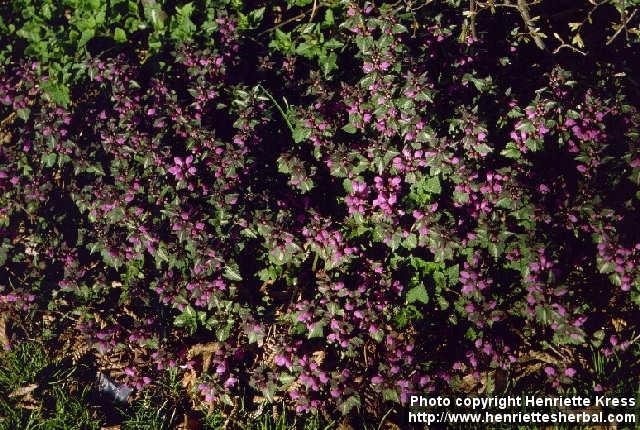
(224, 377), (238, 388)
(371, 375), (383, 384)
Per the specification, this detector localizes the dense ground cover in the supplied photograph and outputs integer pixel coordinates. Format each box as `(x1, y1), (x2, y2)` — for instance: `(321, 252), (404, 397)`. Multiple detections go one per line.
(1, 0), (640, 428)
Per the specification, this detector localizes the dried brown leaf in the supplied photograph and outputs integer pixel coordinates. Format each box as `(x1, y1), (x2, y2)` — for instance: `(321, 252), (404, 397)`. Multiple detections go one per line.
(0, 314), (9, 350)
(187, 342), (221, 374)
(337, 420), (355, 430)
(311, 350), (325, 366)
(383, 422), (402, 430)
(458, 372), (480, 393)
(9, 384), (38, 398)
(182, 369), (196, 389)
(176, 413), (201, 430)
(518, 350), (559, 365)
(612, 317), (627, 332)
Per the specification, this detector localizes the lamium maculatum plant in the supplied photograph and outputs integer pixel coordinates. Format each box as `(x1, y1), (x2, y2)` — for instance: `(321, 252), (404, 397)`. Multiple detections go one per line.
(1, 0), (640, 426)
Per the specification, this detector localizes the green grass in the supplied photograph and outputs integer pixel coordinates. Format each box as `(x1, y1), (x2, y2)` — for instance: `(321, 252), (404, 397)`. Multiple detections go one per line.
(120, 395), (181, 430)
(0, 342), (102, 430)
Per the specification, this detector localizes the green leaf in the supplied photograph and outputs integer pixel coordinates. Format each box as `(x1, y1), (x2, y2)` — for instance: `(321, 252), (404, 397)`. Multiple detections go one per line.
(292, 126), (311, 143)
(174, 305), (198, 333)
(278, 373), (296, 386)
(501, 143), (522, 159)
(323, 9), (334, 26)
(79, 28), (95, 47)
(407, 284), (429, 304)
(535, 305), (550, 325)
(216, 324), (232, 342)
(114, 27), (127, 43)
(0, 242), (9, 266)
(144, 1), (167, 31)
(42, 152), (57, 167)
(525, 138), (541, 151)
(40, 81), (70, 107)
(299, 178), (314, 193)
(270, 29), (294, 54)
(16, 108), (31, 121)
(392, 24), (408, 34)
(342, 123), (357, 134)
(403, 233), (417, 249)
(488, 242), (499, 259)
(248, 7), (265, 28)
(477, 143), (492, 154)
(339, 395), (361, 415)
(307, 323), (324, 339)
(288, 0), (314, 6)
(342, 178), (353, 193)
(598, 261), (615, 274)
(171, 2), (196, 41)
(453, 190), (469, 204)
(446, 264), (460, 286)
(382, 388), (400, 403)
(223, 264), (243, 281)
(433, 271), (446, 290)
(496, 197), (514, 209)
(425, 176), (441, 194)
(436, 295), (449, 310)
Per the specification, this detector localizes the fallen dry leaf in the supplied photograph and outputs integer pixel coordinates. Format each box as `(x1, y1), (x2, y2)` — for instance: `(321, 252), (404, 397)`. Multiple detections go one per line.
(336, 419), (355, 430)
(458, 372), (480, 393)
(187, 342), (221, 374)
(9, 384), (38, 398)
(612, 317), (627, 332)
(519, 350), (560, 365)
(0, 314), (9, 350)
(311, 350), (325, 366)
(176, 413), (201, 430)
(182, 369), (196, 389)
